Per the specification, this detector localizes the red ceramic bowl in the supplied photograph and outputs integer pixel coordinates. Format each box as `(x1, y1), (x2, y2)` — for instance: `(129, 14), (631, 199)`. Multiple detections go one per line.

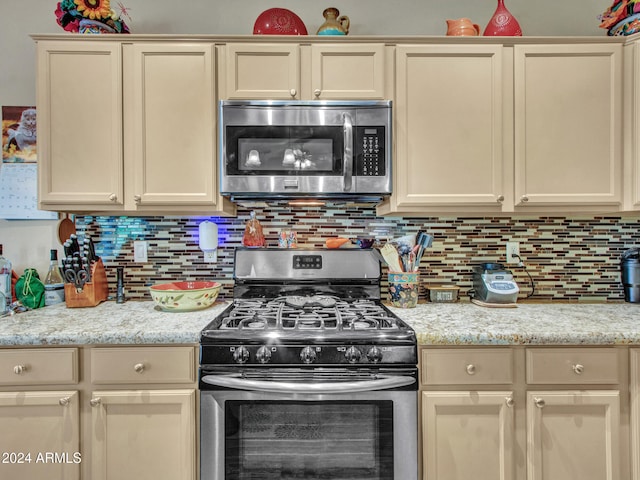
(253, 8), (308, 35)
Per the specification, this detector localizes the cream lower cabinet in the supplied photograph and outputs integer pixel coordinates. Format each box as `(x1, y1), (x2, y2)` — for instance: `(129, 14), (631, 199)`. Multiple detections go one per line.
(0, 348), (80, 480)
(420, 346), (627, 480)
(222, 42), (388, 100)
(630, 349), (640, 480)
(35, 39), (234, 215)
(87, 346), (197, 480)
(89, 389), (195, 480)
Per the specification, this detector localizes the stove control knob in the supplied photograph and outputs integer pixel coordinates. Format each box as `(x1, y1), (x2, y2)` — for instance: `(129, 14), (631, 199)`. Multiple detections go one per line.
(233, 346), (250, 364)
(345, 346), (362, 364)
(256, 346), (272, 364)
(366, 346), (383, 364)
(300, 346), (317, 364)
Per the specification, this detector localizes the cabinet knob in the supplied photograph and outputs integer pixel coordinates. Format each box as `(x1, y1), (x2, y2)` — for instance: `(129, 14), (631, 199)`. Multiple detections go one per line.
(134, 363), (145, 373)
(109, 193), (117, 202)
(534, 397), (546, 408)
(572, 363), (584, 375)
(90, 397), (102, 407)
(314, 89), (321, 97)
(520, 195), (529, 203)
(465, 364), (476, 375)
(13, 364), (26, 375)
(59, 396), (71, 406)
(496, 195), (504, 203)
(133, 195), (141, 204)
(289, 89), (297, 97)
(505, 396), (515, 407)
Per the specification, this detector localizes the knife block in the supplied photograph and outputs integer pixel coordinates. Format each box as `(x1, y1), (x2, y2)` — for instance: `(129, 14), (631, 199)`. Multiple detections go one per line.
(64, 258), (109, 308)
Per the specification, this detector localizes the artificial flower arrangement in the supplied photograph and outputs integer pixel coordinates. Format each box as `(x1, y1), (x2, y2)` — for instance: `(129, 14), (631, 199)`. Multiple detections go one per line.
(55, 0), (131, 33)
(599, 0), (640, 35)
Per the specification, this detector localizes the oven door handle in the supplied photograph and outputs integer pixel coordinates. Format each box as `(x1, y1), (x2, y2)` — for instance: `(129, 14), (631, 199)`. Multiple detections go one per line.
(342, 112), (354, 192)
(201, 374), (415, 394)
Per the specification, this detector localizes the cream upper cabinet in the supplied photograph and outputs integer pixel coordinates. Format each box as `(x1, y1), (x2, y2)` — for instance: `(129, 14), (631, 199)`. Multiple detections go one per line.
(222, 42), (387, 100)
(37, 40), (124, 208)
(36, 39), (235, 215)
(378, 44), (506, 216)
(624, 38), (640, 210)
(513, 44), (622, 210)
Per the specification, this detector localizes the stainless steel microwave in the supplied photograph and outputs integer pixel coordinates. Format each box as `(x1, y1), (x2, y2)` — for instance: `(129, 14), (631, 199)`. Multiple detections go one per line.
(219, 100), (392, 200)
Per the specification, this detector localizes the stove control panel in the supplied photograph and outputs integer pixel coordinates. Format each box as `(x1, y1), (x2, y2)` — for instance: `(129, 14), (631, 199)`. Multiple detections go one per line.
(293, 255), (322, 269)
(208, 344), (416, 366)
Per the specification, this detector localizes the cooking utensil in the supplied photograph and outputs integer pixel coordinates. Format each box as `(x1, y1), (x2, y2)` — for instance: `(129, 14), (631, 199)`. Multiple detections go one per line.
(381, 243), (403, 272)
(57, 213), (75, 245)
(64, 268), (89, 292)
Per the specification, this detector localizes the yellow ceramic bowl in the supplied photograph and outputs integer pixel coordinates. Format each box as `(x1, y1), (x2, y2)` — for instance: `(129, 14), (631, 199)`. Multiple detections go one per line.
(149, 281), (221, 312)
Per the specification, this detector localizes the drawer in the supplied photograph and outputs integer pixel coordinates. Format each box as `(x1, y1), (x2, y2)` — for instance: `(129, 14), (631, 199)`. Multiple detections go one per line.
(91, 346), (196, 385)
(421, 348), (513, 385)
(0, 348), (78, 385)
(526, 347), (620, 384)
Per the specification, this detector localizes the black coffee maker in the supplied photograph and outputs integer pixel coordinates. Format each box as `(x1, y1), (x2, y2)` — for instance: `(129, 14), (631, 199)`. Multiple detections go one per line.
(621, 248), (640, 303)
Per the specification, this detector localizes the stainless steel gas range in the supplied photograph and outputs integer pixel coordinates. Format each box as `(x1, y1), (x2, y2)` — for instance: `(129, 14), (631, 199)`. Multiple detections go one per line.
(199, 248), (418, 480)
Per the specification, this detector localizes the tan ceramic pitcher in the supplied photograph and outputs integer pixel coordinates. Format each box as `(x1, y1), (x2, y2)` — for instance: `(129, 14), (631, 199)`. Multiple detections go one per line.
(446, 18), (480, 36)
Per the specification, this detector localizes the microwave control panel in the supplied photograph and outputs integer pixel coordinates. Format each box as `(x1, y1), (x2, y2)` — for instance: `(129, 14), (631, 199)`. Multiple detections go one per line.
(355, 126), (386, 176)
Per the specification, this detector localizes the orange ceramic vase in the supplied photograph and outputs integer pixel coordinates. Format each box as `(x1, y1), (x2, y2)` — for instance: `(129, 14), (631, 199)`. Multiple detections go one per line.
(483, 0), (522, 36)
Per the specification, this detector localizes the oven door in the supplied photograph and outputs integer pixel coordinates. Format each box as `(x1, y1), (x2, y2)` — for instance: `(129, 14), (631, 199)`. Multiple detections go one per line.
(200, 367), (417, 480)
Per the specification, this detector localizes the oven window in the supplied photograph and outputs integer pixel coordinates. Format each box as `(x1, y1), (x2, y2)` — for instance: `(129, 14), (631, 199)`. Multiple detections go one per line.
(225, 400), (393, 480)
(226, 126), (343, 175)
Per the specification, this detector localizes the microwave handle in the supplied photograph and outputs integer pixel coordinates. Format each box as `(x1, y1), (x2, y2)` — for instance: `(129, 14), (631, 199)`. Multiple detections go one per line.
(342, 112), (353, 192)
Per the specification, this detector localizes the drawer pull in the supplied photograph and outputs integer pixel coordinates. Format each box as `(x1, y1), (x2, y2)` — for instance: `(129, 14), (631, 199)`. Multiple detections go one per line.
(134, 363), (145, 373)
(572, 363), (584, 375)
(505, 396), (514, 407)
(90, 397), (102, 407)
(289, 89), (297, 97)
(13, 364), (26, 375)
(59, 396), (71, 406)
(314, 89), (321, 97)
(534, 397), (546, 408)
(465, 364), (476, 375)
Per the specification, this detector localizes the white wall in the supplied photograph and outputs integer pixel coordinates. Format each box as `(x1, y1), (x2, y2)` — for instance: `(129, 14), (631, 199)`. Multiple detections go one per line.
(0, 0), (613, 274)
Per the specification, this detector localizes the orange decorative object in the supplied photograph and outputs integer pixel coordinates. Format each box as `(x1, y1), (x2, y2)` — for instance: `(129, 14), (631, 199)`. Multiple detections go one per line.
(325, 238), (350, 249)
(483, 0), (522, 36)
(253, 8), (308, 35)
(242, 211), (266, 247)
(446, 18), (481, 36)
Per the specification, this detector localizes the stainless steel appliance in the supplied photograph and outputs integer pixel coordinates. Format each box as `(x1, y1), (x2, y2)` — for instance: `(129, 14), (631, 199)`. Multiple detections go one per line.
(219, 100), (392, 200)
(472, 263), (520, 304)
(200, 248), (418, 480)
(621, 248), (640, 303)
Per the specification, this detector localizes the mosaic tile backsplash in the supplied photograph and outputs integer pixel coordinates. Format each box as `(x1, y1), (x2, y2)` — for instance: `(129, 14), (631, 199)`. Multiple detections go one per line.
(75, 202), (640, 303)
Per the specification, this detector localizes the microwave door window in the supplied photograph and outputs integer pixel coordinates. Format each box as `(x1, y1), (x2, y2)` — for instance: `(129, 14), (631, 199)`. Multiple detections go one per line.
(228, 126), (343, 175)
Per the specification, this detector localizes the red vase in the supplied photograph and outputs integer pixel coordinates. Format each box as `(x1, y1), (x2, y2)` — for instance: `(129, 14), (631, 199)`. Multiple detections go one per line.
(483, 0), (522, 36)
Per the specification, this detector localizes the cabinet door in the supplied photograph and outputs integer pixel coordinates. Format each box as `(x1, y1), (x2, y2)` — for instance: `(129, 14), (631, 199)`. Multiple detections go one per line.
(224, 43), (299, 99)
(527, 390), (620, 480)
(0, 391), (80, 480)
(422, 391), (515, 480)
(90, 389), (196, 480)
(37, 41), (123, 208)
(514, 45), (622, 208)
(392, 45), (505, 211)
(631, 349), (640, 480)
(126, 43), (218, 208)
(310, 44), (386, 99)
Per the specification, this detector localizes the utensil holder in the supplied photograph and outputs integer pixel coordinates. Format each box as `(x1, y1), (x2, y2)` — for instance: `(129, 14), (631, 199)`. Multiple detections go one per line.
(388, 272), (419, 308)
(64, 258), (108, 308)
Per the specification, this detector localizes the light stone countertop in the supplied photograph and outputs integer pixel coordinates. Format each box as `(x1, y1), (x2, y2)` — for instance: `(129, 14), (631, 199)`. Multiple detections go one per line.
(0, 301), (230, 346)
(389, 302), (640, 346)
(1, 300), (640, 346)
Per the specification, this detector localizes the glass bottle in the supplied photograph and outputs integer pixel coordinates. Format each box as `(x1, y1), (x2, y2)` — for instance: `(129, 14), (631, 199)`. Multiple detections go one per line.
(0, 245), (12, 314)
(44, 249), (65, 306)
